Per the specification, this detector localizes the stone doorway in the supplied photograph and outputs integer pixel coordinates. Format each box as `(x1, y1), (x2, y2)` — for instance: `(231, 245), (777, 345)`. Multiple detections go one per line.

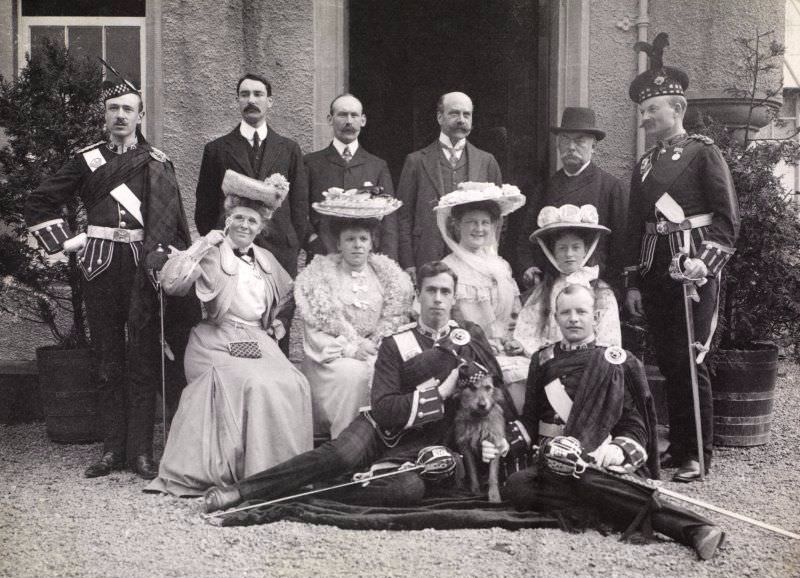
(349, 0), (552, 263)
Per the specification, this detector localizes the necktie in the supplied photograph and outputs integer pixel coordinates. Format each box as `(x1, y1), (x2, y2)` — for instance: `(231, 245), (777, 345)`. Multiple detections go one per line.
(234, 247), (255, 259)
(251, 132), (262, 169)
(342, 145), (352, 163)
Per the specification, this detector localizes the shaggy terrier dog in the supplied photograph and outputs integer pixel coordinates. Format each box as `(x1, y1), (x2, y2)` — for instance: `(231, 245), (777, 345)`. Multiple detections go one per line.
(454, 369), (505, 503)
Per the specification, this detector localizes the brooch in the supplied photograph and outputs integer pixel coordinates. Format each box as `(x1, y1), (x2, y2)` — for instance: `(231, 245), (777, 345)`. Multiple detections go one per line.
(449, 328), (471, 346)
(604, 346), (627, 365)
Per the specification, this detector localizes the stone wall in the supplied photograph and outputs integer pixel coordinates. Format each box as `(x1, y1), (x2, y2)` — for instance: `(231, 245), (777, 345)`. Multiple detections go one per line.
(160, 0), (315, 233)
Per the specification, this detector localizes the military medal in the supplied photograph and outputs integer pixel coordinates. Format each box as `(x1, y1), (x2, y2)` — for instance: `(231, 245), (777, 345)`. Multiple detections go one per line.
(604, 346), (627, 365)
(449, 328), (471, 346)
(672, 146), (683, 161)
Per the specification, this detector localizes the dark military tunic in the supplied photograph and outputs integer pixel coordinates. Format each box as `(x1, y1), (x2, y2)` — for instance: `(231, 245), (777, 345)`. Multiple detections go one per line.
(503, 342), (717, 551)
(623, 133), (740, 464)
(24, 139), (196, 461)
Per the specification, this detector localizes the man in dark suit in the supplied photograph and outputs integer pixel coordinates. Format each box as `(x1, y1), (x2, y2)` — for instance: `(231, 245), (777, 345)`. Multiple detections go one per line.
(396, 92), (502, 279)
(516, 107), (628, 290)
(195, 73), (308, 277)
(304, 93), (398, 259)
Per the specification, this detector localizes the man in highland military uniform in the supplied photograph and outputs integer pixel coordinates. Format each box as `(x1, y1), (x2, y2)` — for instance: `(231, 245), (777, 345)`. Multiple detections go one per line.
(24, 71), (196, 480)
(622, 33), (740, 482)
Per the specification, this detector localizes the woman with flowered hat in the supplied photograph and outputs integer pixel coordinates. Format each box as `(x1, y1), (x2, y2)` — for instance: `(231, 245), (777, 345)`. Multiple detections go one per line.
(146, 171), (313, 496)
(513, 204), (621, 356)
(296, 185), (414, 439)
(434, 181), (529, 408)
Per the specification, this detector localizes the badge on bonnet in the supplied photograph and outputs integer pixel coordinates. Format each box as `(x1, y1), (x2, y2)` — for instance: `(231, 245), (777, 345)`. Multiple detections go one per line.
(604, 346), (627, 365)
(449, 328), (471, 346)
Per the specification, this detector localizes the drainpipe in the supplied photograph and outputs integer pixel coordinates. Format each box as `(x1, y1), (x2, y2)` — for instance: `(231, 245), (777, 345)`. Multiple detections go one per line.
(636, 0), (650, 158)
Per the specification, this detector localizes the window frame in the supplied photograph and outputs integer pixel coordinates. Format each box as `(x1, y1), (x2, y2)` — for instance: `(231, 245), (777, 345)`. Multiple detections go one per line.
(17, 12), (147, 111)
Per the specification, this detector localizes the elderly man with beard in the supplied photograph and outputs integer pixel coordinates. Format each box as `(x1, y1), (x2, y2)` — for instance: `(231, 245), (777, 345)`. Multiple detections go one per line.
(304, 93), (398, 260)
(517, 107), (628, 290)
(25, 74), (195, 480)
(195, 73), (308, 277)
(499, 283), (726, 560)
(396, 92), (502, 280)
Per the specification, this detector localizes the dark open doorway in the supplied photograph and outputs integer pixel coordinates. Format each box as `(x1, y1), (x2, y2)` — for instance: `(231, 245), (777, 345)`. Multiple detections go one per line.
(349, 0), (551, 263)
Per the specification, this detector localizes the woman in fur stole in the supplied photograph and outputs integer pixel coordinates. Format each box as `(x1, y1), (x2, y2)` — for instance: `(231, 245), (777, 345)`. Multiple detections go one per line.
(296, 186), (413, 438)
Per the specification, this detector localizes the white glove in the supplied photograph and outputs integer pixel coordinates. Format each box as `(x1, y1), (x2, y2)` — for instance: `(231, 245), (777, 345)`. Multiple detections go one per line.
(62, 232), (87, 254)
(481, 439), (510, 463)
(589, 443), (625, 468)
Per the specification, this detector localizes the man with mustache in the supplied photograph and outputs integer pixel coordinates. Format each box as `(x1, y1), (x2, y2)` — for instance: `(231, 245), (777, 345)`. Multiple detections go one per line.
(304, 94), (398, 260)
(396, 92), (502, 280)
(25, 75), (197, 480)
(516, 107), (628, 291)
(623, 34), (739, 482)
(195, 73), (308, 278)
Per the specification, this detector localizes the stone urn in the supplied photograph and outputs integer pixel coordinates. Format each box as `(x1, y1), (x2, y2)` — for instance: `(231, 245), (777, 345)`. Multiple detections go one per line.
(685, 90), (782, 143)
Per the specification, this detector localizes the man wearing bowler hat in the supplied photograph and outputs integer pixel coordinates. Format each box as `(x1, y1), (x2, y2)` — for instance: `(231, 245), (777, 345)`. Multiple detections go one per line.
(517, 107), (628, 290)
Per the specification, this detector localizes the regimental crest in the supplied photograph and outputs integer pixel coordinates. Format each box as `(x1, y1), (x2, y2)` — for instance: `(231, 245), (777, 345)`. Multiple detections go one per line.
(149, 147), (169, 163)
(654, 76), (665, 85)
(604, 346), (627, 365)
(449, 328), (471, 346)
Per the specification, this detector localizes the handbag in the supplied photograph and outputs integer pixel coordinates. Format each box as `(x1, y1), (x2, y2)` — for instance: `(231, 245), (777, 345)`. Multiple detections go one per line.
(227, 323), (262, 358)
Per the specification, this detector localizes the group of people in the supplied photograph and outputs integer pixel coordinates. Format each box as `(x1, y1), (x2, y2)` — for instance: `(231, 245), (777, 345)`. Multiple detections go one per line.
(24, 33), (737, 560)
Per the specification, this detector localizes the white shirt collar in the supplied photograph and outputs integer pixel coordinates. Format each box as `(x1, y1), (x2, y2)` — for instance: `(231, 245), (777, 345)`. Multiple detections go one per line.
(332, 137), (359, 156)
(239, 121), (268, 145)
(563, 159), (591, 177)
(439, 132), (466, 151)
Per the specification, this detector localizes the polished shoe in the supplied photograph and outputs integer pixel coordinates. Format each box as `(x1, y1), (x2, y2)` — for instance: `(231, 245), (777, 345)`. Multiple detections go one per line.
(84, 451), (125, 478)
(672, 459), (709, 483)
(203, 485), (242, 513)
(132, 455), (159, 480)
(691, 525), (726, 560)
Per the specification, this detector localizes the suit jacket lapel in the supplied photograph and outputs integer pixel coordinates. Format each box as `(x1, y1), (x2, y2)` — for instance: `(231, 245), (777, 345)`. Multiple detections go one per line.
(257, 127), (283, 180)
(465, 141), (483, 182)
(420, 141), (444, 197)
(348, 146), (367, 169)
(223, 127), (255, 177)
(550, 164), (596, 203)
(324, 144), (348, 169)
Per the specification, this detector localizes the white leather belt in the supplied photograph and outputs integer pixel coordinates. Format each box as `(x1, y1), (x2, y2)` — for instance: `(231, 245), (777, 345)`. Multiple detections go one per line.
(646, 213), (713, 235)
(87, 225), (144, 243)
(538, 421), (565, 438)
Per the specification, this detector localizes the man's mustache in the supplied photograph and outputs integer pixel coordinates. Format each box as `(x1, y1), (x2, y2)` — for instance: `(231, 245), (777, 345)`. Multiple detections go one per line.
(244, 104), (261, 113)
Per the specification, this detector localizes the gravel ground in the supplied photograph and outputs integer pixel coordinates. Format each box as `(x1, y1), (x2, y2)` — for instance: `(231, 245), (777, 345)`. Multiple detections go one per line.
(1, 364), (799, 578)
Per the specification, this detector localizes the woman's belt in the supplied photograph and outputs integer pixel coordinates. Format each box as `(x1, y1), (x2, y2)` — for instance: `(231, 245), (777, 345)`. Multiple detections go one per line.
(87, 225), (144, 243)
(644, 213), (712, 235)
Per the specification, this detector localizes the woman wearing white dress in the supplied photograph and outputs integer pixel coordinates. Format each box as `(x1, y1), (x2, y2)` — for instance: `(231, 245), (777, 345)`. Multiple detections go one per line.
(146, 171), (312, 496)
(434, 182), (529, 411)
(296, 186), (413, 438)
(514, 203), (621, 357)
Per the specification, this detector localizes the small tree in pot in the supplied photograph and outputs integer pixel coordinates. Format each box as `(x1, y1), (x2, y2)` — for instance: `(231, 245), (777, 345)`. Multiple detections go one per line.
(0, 39), (104, 440)
(0, 39), (104, 348)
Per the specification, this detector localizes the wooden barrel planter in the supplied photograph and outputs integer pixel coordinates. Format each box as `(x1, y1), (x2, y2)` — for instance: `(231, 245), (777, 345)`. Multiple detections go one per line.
(0, 359), (43, 424)
(36, 345), (101, 444)
(711, 343), (779, 447)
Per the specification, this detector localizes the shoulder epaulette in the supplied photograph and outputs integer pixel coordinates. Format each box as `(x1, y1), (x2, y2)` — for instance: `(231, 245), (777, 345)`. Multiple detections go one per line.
(393, 321), (418, 334)
(149, 146), (169, 162)
(75, 141), (105, 154)
(688, 134), (714, 145)
(537, 343), (556, 365)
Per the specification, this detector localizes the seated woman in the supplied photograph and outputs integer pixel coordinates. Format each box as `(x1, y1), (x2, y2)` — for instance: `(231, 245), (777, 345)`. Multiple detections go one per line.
(146, 171), (312, 496)
(296, 186), (413, 439)
(514, 204), (621, 357)
(434, 182), (529, 411)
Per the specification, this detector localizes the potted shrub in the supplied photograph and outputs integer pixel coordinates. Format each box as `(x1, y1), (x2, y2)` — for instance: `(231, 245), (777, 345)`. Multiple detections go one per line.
(0, 39), (104, 442)
(689, 33), (800, 447)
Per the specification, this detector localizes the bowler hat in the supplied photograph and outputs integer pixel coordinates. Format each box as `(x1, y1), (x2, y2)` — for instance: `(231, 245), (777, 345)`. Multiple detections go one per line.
(550, 107), (606, 141)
